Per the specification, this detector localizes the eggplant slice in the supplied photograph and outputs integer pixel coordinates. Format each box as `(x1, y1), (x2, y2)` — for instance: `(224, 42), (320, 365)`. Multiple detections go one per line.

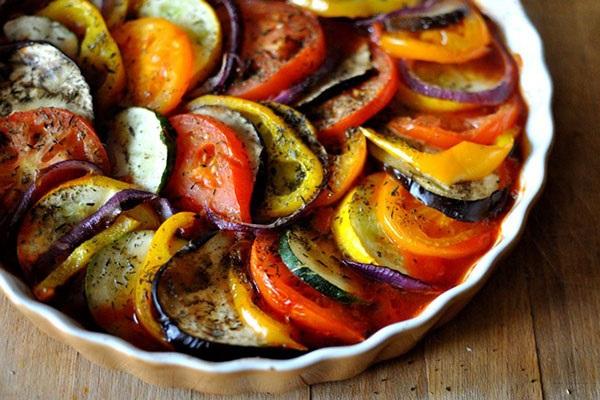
(386, 167), (510, 223)
(0, 42), (93, 120)
(152, 231), (304, 360)
(3, 16), (79, 59)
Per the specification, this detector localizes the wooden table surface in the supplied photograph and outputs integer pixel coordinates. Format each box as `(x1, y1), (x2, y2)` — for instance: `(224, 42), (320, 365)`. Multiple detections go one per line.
(2, 0), (600, 398)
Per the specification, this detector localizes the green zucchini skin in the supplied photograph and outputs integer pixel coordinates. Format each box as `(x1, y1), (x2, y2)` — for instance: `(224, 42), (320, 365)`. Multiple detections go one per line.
(278, 228), (363, 304)
(107, 107), (175, 194)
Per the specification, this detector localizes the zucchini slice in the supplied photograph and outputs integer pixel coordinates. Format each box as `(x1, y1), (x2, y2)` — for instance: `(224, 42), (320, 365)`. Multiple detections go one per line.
(85, 230), (155, 341)
(17, 176), (132, 276)
(107, 107), (175, 194)
(347, 175), (408, 272)
(0, 42), (93, 120)
(3, 16), (79, 60)
(152, 231), (301, 359)
(278, 227), (364, 304)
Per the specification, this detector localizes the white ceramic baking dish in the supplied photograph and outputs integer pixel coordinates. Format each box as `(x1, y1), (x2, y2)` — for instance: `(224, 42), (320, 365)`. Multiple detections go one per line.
(0, 0), (553, 394)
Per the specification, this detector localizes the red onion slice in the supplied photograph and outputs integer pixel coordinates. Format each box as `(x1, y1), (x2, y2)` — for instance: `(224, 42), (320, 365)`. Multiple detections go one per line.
(397, 38), (518, 106)
(343, 260), (436, 292)
(30, 189), (158, 283)
(1, 160), (103, 243)
(188, 0), (242, 96)
(355, 0), (439, 27)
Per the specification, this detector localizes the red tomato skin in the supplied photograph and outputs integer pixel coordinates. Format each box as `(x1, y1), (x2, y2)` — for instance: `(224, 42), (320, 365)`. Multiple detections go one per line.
(166, 114), (253, 223)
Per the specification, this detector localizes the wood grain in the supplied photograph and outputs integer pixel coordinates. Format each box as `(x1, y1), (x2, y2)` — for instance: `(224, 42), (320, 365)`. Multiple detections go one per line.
(2, 0), (600, 398)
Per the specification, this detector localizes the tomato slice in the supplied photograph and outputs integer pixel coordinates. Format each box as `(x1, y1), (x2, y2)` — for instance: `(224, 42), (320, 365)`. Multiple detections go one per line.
(0, 108), (110, 220)
(250, 232), (366, 345)
(376, 9), (491, 64)
(375, 174), (496, 259)
(307, 44), (398, 144)
(387, 96), (523, 149)
(112, 17), (194, 114)
(227, 0), (326, 101)
(166, 114), (254, 223)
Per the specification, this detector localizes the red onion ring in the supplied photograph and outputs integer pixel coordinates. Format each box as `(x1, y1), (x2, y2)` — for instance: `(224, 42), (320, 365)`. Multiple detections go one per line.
(1, 160), (103, 246)
(354, 0), (439, 27)
(343, 260), (437, 292)
(397, 38), (518, 106)
(188, 0), (242, 97)
(29, 189), (158, 283)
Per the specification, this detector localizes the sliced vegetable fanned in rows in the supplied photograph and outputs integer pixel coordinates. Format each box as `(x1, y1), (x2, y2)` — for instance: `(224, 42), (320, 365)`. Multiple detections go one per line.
(384, 95), (524, 149)
(362, 126), (516, 221)
(375, 173), (497, 259)
(372, 2), (491, 64)
(38, 0), (126, 112)
(226, 0), (326, 101)
(0, 42), (93, 120)
(250, 232), (368, 345)
(186, 96), (327, 229)
(0, 108), (109, 228)
(332, 173), (439, 289)
(151, 230), (305, 359)
(395, 37), (519, 112)
(16, 175), (165, 287)
(279, 226), (366, 304)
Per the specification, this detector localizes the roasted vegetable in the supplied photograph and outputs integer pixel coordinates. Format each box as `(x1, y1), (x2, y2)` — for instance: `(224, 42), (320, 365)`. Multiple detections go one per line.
(0, 108), (109, 227)
(107, 107), (175, 194)
(39, 0), (126, 112)
(187, 96), (325, 222)
(0, 42), (93, 120)
(137, 0), (222, 87)
(3, 16), (79, 59)
(152, 231), (304, 359)
(112, 17), (194, 114)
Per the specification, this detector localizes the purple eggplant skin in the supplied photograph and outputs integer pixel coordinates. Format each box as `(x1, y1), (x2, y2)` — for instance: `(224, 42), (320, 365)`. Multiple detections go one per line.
(151, 238), (306, 361)
(386, 167), (511, 223)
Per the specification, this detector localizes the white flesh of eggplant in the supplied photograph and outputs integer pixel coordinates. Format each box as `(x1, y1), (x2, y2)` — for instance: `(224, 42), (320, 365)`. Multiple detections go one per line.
(0, 42), (93, 120)
(3, 16), (79, 60)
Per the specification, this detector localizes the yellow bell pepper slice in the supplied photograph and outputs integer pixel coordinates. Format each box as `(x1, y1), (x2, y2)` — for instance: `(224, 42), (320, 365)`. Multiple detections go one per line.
(134, 212), (198, 344)
(187, 96), (324, 221)
(379, 10), (491, 64)
(33, 215), (140, 302)
(39, 0), (126, 112)
(290, 0), (420, 18)
(361, 127), (514, 186)
(228, 268), (306, 350)
(332, 187), (375, 265)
